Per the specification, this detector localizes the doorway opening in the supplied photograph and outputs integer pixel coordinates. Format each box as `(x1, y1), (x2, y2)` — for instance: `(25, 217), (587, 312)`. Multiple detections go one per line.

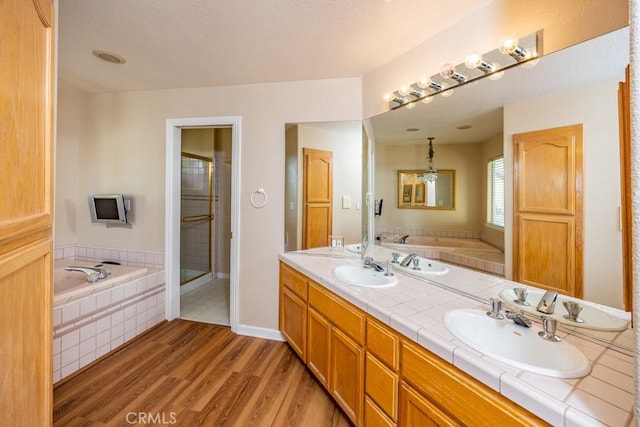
(165, 117), (241, 331)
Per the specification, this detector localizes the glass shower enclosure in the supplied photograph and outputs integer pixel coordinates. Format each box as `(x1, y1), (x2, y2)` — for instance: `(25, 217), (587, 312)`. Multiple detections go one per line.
(180, 153), (213, 284)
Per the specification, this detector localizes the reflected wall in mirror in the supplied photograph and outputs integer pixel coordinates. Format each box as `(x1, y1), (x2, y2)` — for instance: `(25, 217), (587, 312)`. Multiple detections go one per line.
(397, 169), (456, 209)
(367, 27), (629, 313)
(284, 121), (362, 251)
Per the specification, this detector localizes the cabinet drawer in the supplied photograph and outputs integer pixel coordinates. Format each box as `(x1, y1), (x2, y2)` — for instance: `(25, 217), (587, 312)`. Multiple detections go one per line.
(366, 317), (399, 371)
(365, 396), (396, 427)
(280, 262), (308, 300)
(401, 341), (548, 427)
(365, 353), (398, 421)
(308, 281), (365, 345)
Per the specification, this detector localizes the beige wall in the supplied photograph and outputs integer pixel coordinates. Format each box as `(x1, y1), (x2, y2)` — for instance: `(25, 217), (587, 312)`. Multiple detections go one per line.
(504, 80), (623, 308)
(54, 86), (81, 247)
(375, 143), (484, 232)
(55, 78), (362, 331)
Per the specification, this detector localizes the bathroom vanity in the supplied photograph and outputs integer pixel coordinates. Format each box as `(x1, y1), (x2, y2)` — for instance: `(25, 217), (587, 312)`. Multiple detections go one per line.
(278, 248), (634, 426)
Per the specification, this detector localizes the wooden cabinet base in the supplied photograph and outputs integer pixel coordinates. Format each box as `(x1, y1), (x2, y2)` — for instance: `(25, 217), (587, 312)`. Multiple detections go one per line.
(279, 262), (547, 427)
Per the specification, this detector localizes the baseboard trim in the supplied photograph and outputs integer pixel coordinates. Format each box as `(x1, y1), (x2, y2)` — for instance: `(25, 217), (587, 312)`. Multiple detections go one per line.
(234, 324), (285, 341)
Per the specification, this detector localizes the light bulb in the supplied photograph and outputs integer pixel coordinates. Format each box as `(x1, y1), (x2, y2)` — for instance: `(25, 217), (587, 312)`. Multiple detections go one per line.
(421, 96), (434, 104)
(499, 37), (520, 55)
(440, 63), (455, 79)
(383, 93), (392, 102)
(399, 85), (411, 96)
(417, 76), (430, 89)
(465, 52), (483, 69)
(405, 102), (416, 110)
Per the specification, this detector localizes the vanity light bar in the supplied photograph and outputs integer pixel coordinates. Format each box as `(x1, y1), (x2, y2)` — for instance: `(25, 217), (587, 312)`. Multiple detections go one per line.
(384, 31), (541, 110)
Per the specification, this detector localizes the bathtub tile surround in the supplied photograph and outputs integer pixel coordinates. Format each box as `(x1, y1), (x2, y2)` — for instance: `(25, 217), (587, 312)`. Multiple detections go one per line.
(279, 247), (634, 426)
(376, 226), (505, 276)
(53, 245), (166, 383)
(54, 245), (164, 269)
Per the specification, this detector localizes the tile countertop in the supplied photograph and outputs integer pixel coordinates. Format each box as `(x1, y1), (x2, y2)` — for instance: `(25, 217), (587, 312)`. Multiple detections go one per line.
(278, 246), (635, 427)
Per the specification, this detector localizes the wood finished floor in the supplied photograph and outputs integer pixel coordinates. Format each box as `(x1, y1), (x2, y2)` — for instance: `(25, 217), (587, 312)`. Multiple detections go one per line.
(53, 320), (350, 426)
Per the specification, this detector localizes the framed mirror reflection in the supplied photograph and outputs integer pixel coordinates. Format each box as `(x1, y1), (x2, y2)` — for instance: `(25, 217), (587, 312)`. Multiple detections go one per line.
(397, 169), (455, 209)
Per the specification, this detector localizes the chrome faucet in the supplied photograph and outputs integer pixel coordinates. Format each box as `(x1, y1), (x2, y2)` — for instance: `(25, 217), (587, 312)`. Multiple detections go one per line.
(399, 253), (417, 267)
(363, 257), (385, 272)
(65, 266), (110, 283)
(505, 310), (532, 328)
(536, 291), (558, 314)
(396, 235), (410, 244)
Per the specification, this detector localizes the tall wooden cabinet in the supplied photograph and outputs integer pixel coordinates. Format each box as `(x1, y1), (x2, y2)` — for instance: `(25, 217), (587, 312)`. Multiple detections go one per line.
(279, 262), (548, 427)
(0, 0), (55, 425)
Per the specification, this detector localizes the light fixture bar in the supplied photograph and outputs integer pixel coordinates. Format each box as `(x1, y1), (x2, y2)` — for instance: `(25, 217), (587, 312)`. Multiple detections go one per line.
(383, 30), (541, 110)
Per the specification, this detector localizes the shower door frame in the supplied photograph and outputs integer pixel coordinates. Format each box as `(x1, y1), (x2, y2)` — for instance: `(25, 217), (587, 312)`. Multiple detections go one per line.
(180, 152), (214, 285)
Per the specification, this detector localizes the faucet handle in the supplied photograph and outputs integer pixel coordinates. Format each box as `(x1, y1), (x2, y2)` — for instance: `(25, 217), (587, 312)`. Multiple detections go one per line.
(384, 262), (394, 277)
(486, 297), (504, 319)
(538, 316), (562, 342)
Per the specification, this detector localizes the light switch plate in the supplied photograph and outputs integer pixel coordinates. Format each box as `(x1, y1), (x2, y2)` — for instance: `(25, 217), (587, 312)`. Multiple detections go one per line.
(342, 195), (351, 209)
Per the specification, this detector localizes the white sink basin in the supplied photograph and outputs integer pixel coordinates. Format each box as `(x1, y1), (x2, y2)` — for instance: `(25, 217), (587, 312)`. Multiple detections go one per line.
(444, 309), (591, 378)
(333, 265), (398, 288)
(499, 288), (629, 332)
(397, 256), (449, 276)
(345, 243), (363, 254)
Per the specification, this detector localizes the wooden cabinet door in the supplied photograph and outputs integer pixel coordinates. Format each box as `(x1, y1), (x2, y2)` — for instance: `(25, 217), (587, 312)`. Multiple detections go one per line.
(280, 286), (307, 361)
(399, 382), (458, 427)
(330, 327), (364, 425)
(1, 0), (55, 425)
(307, 307), (331, 387)
(365, 396), (396, 427)
(365, 353), (398, 421)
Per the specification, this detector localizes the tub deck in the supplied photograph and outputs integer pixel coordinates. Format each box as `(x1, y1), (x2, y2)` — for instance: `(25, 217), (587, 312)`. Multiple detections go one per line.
(381, 237), (504, 275)
(54, 259), (149, 306)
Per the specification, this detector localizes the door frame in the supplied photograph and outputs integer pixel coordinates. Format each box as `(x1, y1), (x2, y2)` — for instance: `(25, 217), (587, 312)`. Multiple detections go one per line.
(165, 116), (241, 332)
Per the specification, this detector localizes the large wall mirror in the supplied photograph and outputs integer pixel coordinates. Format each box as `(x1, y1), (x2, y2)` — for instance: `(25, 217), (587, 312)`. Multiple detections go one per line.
(366, 27), (628, 312)
(285, 27), (630, 351)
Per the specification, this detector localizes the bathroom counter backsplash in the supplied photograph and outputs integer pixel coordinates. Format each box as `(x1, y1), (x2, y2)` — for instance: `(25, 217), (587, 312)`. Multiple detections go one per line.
(279, 248), (635, 427)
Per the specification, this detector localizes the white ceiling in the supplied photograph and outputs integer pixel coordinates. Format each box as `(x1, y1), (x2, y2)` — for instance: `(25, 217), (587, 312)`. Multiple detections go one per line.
(57, 0), (494, 93)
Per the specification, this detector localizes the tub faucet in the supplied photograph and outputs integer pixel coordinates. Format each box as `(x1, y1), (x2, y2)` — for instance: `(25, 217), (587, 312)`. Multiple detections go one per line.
(536, 290), (558, 314)
(399, 253), (417, 267)
(396, 235), (410, 244)
(65, 266), (110, 283)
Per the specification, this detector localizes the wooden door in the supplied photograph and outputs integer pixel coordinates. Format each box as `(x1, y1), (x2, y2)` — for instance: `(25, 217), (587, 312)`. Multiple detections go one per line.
(513, 125), (583, 298)
(0, 0), (55, 425)
(302, 148), (333, 249)
(618, 65), (633, 313)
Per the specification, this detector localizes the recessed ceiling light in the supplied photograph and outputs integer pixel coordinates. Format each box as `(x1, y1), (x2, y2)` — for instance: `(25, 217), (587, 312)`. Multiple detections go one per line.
(456, 124), (472, 130)
(406, 128), (420, 132)
(92, 50), (126, 64)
